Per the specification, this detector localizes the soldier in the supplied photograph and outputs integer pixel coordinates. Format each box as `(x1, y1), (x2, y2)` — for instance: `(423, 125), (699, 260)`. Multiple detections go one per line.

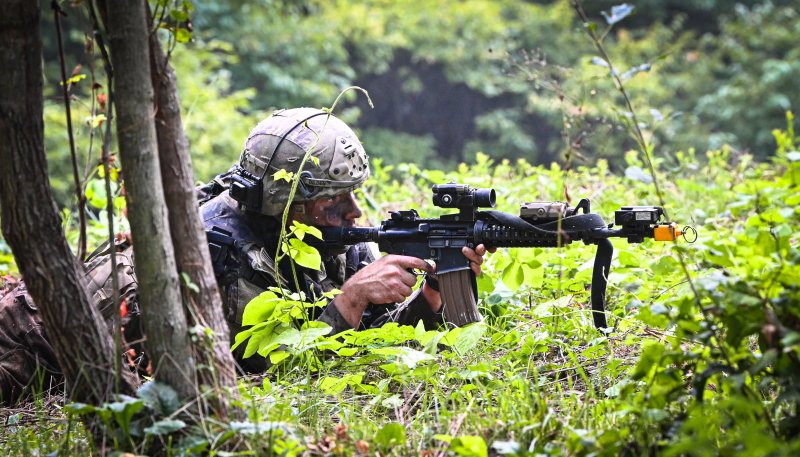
(198, 107), (490, 371)
(0, 107), (490, 402)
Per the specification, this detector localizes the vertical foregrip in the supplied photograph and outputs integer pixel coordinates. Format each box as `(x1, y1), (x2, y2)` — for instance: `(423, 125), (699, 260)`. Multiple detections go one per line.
(591, 238), (613, 329)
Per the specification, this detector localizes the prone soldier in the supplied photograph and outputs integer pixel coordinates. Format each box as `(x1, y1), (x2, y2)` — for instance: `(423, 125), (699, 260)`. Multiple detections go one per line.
(0, 107), (490, 402)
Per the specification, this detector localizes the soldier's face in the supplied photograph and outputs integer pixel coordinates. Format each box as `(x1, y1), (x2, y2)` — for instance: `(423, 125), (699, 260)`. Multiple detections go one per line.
(296, 192), (363, 227)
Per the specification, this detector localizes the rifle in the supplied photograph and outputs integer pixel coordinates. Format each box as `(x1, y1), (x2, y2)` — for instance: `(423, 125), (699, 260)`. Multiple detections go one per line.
(316, 183), (695, 329)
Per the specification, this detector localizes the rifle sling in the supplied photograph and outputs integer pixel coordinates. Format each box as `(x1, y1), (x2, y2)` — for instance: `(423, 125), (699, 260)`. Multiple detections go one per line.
(481, 210), (612, 330)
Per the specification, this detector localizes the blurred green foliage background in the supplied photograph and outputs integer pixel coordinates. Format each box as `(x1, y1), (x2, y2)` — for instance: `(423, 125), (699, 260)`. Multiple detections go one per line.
(38, 0), (799, 206)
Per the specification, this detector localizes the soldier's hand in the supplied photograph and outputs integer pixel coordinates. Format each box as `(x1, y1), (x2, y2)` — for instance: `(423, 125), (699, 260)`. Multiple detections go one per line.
(462, 244), (494, 276)
(335, 255), (433, 327)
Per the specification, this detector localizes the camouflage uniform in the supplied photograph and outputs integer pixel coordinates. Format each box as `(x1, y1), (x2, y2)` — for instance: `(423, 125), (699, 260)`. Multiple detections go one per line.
(0, 244), (141, 404)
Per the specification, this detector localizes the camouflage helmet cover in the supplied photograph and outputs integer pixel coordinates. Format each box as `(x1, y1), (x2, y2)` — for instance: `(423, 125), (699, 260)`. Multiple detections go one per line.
(237, 107), (370, 216)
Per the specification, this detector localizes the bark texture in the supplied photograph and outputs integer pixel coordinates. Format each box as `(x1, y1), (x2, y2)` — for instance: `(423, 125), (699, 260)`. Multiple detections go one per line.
(149, 27), (237, 411)
(105, 0), (197, 401)
(0, 0), (137, 403)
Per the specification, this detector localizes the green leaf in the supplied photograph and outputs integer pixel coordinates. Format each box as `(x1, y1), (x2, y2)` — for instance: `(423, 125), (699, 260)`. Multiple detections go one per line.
(273, 169), (294, 183)
(631, 342), (665, 380)
(175, 27), (191, 43)
(451, 435), (488, 457)
(243, 323), (273, 358)
(291, 220), (322, 240)
(521, 264), (543, 288)
(375, 422), (406, 448)
(242, 291), (280, 326)
(61, 74), (86, 86)
(144, 419), (186, 436)
(64, 402), (96, 415)
(106, 395), (144, 434)
(618, 250), (639, 267)
(170, 10), (189, 22)
(269, 350), (290, 364)
(501, 263), (524, 290)
(138, 382), (181, 416)
(454, 322), (486, 353)
(285, 238), (321, 270)
(180, 272), (200, 294)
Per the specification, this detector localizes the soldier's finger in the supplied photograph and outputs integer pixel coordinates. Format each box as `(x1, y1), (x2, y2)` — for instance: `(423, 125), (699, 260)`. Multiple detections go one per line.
(462, 246), (484, 265)
(476, 243), (497, 254)
(470, 262), (482, 276)
(392, 255), (434, 273)
(399, 269), (418, 287)
(395, 284), (413, 300)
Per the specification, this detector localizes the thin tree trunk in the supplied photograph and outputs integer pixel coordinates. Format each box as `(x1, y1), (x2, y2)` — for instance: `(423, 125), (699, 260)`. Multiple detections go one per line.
(149, 24), (237, 414)
(0, 0), (137, 404)
(105, 0), (197, 402)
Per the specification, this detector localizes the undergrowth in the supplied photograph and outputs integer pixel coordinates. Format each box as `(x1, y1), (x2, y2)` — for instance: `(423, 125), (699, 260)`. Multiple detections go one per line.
(3, 131), (800, 455)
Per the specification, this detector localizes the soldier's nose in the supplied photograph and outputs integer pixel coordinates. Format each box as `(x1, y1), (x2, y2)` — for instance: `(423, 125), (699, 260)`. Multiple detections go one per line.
(344, 192), (362, 221)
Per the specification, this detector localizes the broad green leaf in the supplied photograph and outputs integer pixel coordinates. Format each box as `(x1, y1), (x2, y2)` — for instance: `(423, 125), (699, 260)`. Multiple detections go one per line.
(243, 323), (273, 358)
(145, 419), (186, 436)
(501, 263), (524, 291)
(451, 435), (488, 457)
(175, 27), (191, 43)
(242, 291), (280, 326)
(618, 250), (639, 267)
(454, 322), (486, 353)
(291, 220), (322, 240)
(286, 238), (321, 270)
(138, 381), (180, 416)
(269, 350), (290, 364)
(521, 264), (543, 288)
(64, 402), (95, 415)
(375, 422), (406, 448)
(106, 395), (144, 434)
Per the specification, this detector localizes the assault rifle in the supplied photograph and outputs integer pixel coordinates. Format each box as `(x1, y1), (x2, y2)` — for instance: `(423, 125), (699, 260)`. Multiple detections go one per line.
(315, 183), (695, 329)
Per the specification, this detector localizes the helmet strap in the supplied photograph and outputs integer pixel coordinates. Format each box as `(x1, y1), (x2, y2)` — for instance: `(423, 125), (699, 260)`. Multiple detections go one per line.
(258, 111), (329, 181)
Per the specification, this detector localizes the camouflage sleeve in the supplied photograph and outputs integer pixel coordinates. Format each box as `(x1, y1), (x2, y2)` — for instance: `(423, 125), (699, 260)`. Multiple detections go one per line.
(316, 299), (354, 335)
(0, 285), (60, 405)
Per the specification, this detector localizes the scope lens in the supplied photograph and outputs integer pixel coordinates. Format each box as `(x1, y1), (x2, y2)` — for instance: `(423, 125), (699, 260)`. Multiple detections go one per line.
(474, 188), (496, 208)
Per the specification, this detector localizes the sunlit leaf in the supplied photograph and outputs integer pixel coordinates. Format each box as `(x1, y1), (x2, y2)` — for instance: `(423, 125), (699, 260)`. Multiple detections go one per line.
(375, 423), (406, 448)
(285, 238), (321, 270)
(273, 169), (294, 183)
(451, 435), (488, 457)
(454, 322), (486, 353)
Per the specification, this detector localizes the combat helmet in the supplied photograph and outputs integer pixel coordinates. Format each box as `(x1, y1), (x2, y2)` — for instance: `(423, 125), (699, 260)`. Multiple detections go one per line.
(229, 108), (370, 216)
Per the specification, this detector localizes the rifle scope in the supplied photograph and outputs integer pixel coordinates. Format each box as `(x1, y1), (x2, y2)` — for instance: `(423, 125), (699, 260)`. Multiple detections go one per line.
(432, 183), (496, 209)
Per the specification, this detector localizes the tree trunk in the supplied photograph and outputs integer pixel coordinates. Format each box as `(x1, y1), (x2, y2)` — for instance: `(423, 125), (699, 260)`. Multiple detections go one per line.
(0, 0), (137, 404)
(105, 0), (197, 402)
(149, 23), (237, 414)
